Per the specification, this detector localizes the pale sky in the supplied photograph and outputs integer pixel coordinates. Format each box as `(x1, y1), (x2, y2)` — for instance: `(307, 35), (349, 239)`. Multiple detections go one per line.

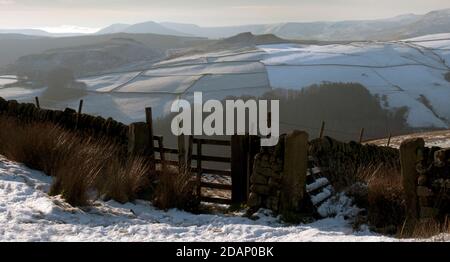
(1, 0), (450, 32)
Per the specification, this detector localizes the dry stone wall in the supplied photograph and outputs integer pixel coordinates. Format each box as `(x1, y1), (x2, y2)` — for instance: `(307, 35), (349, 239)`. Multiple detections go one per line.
(309, 136), (399, 172)
(248, 134), (400, 218)
(247, 131), (310, 219)
(400, 138), (450, 221)
(0, 97), (129, 145)
(247, 135), (285, 213)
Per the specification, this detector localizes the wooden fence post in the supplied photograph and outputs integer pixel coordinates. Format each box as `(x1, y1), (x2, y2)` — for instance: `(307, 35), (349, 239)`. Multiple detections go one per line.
(359, 127), (365, 143)
(75, 99), (83, 129)
(145, 107), (155, 170)
(78, 99), (83, 115)
(319, 121), (325, 139)
(387, 133), (392, 147)
(35, 97), (40, 109)
(231, 135), (249, 204)
(178, 134), (186, 172)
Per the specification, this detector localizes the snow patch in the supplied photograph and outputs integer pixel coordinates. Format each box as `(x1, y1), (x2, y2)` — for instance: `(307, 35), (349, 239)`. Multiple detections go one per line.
(0, 155), (413, 242)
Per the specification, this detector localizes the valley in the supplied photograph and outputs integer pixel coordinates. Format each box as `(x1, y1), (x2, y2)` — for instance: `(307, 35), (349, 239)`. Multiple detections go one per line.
(1, 32), (449, 141)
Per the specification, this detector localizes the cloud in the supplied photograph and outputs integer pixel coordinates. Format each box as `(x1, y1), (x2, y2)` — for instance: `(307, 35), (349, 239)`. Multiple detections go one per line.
(37, 25), (100, 34)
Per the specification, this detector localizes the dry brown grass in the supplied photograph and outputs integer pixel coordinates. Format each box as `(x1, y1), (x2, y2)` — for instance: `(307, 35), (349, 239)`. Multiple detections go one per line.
(0, 115), (199, 211)
(359, 164), (405, 234)
(399, 217), (450, 239)
(0, 116), (151, 206)
(322, 159), (362, 192)
(341, 163), (406, 234)
(99, 156), (151, 204)
(152, 167), (199, 212)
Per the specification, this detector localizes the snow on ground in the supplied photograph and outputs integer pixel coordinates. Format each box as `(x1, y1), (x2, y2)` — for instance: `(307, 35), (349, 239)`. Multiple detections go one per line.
(80, 71), (142, 92)
(0, 75), (20, 88)
(0, 79), (18, 87)
(0, 155), (416, 242)
(0, 34), (449, 128)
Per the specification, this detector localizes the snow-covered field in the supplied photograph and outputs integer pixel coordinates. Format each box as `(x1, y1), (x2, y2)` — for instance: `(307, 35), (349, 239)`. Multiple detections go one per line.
(367, 130), (450, 149)
(0, 76), (18, 87)
(1, 155), (432, 242)
(1, 34), (449, 127)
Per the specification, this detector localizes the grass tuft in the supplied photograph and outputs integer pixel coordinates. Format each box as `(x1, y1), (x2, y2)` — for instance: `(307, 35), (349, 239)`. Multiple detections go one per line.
(152, 167), (199, 212)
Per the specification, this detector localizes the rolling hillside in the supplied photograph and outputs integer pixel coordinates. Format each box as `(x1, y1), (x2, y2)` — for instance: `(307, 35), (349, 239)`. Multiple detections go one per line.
(1, 33), (449, 140)
(0, 33), (209, 70)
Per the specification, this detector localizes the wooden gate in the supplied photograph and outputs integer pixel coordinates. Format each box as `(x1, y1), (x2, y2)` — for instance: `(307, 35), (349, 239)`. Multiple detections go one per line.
(131, 107), (261, 206)
(153, 135), (186, 170)
(187, 135), (260, 205)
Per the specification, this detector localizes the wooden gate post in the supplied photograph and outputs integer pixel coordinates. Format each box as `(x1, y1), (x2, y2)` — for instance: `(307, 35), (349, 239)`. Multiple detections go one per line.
(400, 138), (424, 225)
(280, 130), (309, 214)
(157, 136), (166, 171)
(247, 135), (260, 200)
(231, 135), (250, 204)
(186, 135), (193, 170)
(145, 107), (155, 170)
(196, 138), (202, 197)
(178, 134), (186, 172)
(128, 122), (151, 156)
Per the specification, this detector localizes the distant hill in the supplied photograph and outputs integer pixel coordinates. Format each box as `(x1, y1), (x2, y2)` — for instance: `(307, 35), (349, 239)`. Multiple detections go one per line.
(96, 24), (130, 35)
(0, 29), (86, 38)
(101, 8), (450, 40)
(0, 29), (52, 37)
(0, 33), (210, 71)
(3, 8), (450, 41)
(203, 32), (289, 51)
(96, 21), (191, 37)
(0, 34), (43, 40)
(14, 38), (164, 79)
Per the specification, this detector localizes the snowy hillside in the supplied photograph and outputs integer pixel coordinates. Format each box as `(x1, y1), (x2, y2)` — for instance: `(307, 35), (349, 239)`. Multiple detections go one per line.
(258, 37), (450, 129)
(1, 33), (449, 129)
(4, 154), (446, 242)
